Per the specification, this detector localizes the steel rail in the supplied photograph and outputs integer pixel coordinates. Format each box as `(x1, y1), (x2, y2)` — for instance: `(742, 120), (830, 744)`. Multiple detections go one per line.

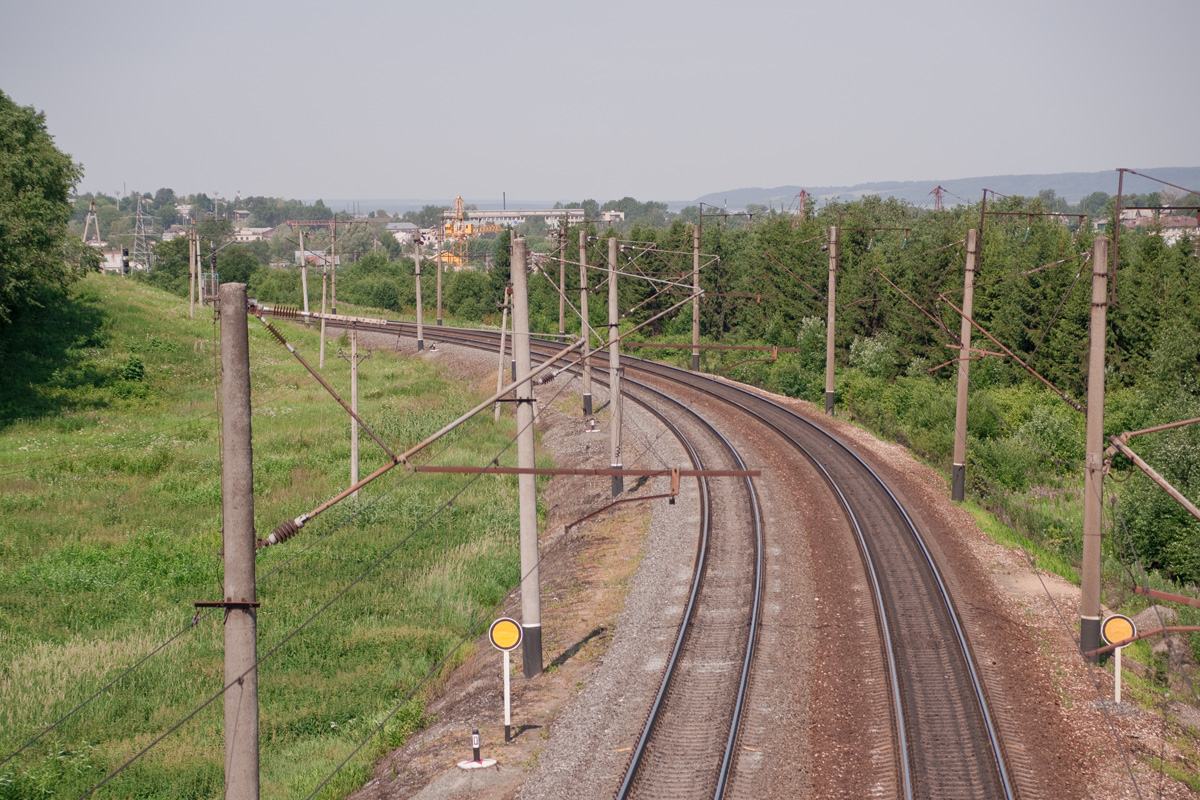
(345, 319), (761, 798)
(327, 318), (1007, 798)
(629, 358), (1014, 800)
(610, 377), (762, 800)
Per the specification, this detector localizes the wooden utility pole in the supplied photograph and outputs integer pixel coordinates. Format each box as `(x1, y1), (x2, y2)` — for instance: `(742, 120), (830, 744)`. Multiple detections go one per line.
(1081, 235), (1110, 661)
(414, 238), (424, 352)
(435, 233), (444, 326)
(579, 230), (592, 416)
(558, 227), (566, 337)
(692, 223), (701, 371)
(298, 226), (310, 314)
(219, 283), (259, 800)
(952, 229), (978, 502)
(609, 237), (623, 497)
(511, 236), (543, 678)
(824, 226), (839, 415)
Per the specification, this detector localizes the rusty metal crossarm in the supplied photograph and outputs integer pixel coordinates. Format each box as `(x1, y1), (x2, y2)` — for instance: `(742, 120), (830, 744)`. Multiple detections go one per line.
(1105, 437), (1200, 525)
(250, 310), (398, 463)
(1084, 626), (1200, 658)
(412, 466), (759, 478)
(260, 290), (703, 549)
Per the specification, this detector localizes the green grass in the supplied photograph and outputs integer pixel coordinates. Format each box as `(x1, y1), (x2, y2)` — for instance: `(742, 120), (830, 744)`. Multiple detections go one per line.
(961, 500), (1080, 583)
(0, 274), (535, 798)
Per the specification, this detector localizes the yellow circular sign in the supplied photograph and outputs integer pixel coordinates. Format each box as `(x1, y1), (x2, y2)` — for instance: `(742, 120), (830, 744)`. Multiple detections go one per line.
(1101, 614), (1136, 647)
(489, 618), (522, 651)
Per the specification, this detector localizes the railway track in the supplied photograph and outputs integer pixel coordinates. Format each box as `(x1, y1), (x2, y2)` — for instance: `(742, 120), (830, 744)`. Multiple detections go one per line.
(326, 319), (1015, 799)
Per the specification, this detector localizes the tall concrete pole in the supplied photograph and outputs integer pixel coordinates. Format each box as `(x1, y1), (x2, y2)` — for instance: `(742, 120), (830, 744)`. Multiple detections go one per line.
(824, 226), (839, 415)
(319, 265), (327, 369)
(608, 237), (623, 497)
(188, 229), (196, 318)
(330, 222), (337, 315)
(558, 227), (566, 337)
(1080, 235), (1110, 661)
(435, 234), (444, 326)
(494, 290), (509, 423)
(414, 238), (424, 352)
(350, 327), (360, 500)
(219, 283), (259, 800)
(298, 226), (310, 314)
(511, 236), (543, 678)
(952, 228), (978, 502)
(692, 223), (701, 371)
(579, 230), (592, 416)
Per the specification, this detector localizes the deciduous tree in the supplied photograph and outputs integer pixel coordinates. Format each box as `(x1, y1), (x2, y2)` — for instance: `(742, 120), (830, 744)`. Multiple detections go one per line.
(0, 91), (91, 324)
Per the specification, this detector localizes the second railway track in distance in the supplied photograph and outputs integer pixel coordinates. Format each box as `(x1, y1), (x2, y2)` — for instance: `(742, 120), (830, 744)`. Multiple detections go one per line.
(326, 320), (1020, 799)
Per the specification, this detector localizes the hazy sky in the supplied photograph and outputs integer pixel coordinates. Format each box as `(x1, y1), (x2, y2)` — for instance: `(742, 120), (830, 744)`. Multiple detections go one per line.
(3, 0), (1196, 205)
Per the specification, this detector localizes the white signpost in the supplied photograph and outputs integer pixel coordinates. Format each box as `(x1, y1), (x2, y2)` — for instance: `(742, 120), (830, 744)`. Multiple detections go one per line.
(1101, 614), (1136, 704)
(489, 617), (523, 743)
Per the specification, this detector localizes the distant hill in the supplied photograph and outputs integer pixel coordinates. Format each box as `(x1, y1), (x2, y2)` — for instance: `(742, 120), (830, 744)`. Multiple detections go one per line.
(697, 167), (1200, 211)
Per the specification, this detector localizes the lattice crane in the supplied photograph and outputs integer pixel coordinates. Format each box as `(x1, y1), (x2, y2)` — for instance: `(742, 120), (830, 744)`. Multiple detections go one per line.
(441, 196), (503, 267)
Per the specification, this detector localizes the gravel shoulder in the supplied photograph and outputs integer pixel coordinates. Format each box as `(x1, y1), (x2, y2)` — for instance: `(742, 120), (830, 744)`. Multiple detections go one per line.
(349, 333), (1197, 800)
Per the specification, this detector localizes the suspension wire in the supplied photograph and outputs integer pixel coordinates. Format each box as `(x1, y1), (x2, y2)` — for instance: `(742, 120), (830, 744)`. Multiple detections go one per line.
(2, 332), (478, 770)
(71, 338), (588, 799)
(1107, 481), (1200, 707)
(929, 389), (1146, 797)
(1027, 263), (1086, 365)
(1118, 168), (1200, 199)
(302, 354), (683, 798)
(943, 252), (1087, 294)
(0, 611), (218, 770)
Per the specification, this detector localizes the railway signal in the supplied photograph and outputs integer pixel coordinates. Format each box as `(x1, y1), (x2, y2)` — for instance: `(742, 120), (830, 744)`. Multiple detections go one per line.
(1101, 614), (1135, 703)
(489, 617), (523, 743)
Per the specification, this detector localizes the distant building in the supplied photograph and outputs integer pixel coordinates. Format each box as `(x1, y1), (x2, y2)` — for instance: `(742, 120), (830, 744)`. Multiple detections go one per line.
(294, 250), (340, 268)
(234, 227), (273, 243)
(442, 208), (586, 228)
(387, 221), (420, 245)
(99, 248), (124, 274)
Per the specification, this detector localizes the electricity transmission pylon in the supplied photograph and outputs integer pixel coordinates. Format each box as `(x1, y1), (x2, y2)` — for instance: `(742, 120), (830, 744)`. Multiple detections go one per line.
(133, 195), (155, 270)
(82, 200), (102, 246)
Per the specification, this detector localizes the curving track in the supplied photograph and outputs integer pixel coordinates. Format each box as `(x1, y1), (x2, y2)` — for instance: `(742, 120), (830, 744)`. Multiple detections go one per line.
(323, 319), (1015, 799)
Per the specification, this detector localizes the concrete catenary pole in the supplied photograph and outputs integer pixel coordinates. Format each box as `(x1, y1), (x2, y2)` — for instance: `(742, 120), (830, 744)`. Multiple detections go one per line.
(414, 237), (424, 352)
(494, 289), (509, 423)
(952, 229), (979, 501)
(189, 229), (196, 318)
(330, 222), (337, 315)
(692, 223), (701, 371)
(219, 283), (259, 800)
(435, 233), (444, 326)
(1080, 235), (1110, 661)
(579, 230), (593, 416)
(319, 264), (328, 369)
(558, 227), (566, 337)
(298, 226), (309, 314)
(511, 236), (543, 677)
(350, 326), (360, 500)
(824, 226), (839, 415)
(608, 237), (623, 497)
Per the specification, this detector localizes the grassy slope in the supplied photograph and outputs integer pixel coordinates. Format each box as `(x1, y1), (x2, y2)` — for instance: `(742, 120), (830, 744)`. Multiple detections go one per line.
(0, 275), (529, 799)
